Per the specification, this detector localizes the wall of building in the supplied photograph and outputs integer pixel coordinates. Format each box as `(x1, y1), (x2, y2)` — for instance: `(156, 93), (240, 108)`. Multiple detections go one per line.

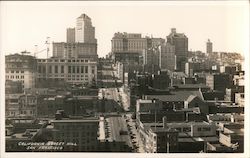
(37, 58), (97, 86)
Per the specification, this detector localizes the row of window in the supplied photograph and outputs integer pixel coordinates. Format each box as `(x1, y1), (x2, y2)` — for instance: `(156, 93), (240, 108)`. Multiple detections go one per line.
(38, 65), (95, 74)
(20, 110), (33, 115)
(37, 59), (89, 63)
(113, 41), (146, 48)
(6, 70), (25, 73)
(68, 78), (88, 81)
(6, 75), (24, 79)
(20, 99), (36, 104)
(68, 66), (88, 74)
(197, 127), (211, 132)
(37, 74), (90, 78)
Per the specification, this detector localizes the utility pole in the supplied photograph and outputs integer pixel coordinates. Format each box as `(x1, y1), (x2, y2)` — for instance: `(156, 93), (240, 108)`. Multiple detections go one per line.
(45, 37), (50, 80)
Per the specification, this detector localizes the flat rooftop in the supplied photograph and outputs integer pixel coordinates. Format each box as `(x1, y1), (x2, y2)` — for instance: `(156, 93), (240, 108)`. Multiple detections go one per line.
(51, 117), (99, 123)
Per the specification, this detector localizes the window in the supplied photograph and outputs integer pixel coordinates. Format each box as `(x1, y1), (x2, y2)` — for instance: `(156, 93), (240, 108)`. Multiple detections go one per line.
(42, 66), (46, 73)
(38, 66), (42, 73)
(202, 127), (211, 131)
(68, 66), (71, 73)
(85, 66), (88, 73)
(81, 66), (84, 73)
(72, 66), (75, 73)
(77, 66), (80, 73)
(61, 65), (64, 73)
(183, 127), (191, 132)
(49, 66), (52, 73)
(21, 71), (24, 73)
(55, 65), (58, 73)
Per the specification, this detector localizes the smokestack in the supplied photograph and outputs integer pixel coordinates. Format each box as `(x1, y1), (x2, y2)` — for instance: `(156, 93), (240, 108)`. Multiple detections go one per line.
(171, 28), (176, 34)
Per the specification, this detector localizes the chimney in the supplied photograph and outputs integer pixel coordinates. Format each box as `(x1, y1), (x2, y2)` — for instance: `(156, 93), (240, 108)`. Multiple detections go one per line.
(163, 116), (168, 128)
(171, 28), (176, 34)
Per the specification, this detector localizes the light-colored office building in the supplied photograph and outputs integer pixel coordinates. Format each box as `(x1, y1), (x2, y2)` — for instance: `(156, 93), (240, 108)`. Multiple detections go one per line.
(75, 14), (97, 44)
(111, 32), (165, 63)
(37, 58), (97, 86)
(5, 53), (37, 90)
(112, 32), (165, 53)
(66, 28), (75, 43)
(52, 42), (97, 59)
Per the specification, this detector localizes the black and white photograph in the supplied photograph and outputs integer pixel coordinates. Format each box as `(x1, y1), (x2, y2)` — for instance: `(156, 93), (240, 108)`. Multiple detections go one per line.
(0, 1), (249, 158)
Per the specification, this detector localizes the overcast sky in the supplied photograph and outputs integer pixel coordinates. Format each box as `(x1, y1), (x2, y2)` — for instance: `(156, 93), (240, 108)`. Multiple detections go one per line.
(1, 1), (249, 58)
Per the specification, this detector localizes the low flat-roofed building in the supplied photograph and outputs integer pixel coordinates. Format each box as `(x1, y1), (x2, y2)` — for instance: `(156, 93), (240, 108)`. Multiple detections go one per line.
(5, 53), (37, 89)
(172, 84), (210, 92)
(218, 122), (244, 152)
(144, 126), (179, 153)
(143, 91), (207, 113)
(5, 93), (23, 117)
(178, 136), (205, 153)
(50, 117), (100, 151)
(207, 142), (234, 153)
(6, 128), (40, 151)
(163, 121), (216, 137)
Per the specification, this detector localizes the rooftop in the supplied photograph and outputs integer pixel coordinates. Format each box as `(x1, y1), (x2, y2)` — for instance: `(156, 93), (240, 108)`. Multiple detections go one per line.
(172, 84), (209, 89)
(149, 127), (177, 133)
(145, 91), (203, 102)
(51, 117), (99, 123)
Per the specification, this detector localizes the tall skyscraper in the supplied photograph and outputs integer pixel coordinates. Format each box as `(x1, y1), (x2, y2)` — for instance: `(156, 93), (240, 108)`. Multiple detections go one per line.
(66, 28), (75, 43)
(53, 13), (98, 60)
(206, 39), (213, 54)
(75, 14), (97, 44)
(167, 28), (188, 72)
(159, 42), (175, 71)
(142, 42), (175, 72)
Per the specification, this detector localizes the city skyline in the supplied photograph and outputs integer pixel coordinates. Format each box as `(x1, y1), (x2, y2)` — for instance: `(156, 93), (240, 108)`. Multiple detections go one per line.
(1, 1), (249, 58)
(2, 1), (247, 156)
